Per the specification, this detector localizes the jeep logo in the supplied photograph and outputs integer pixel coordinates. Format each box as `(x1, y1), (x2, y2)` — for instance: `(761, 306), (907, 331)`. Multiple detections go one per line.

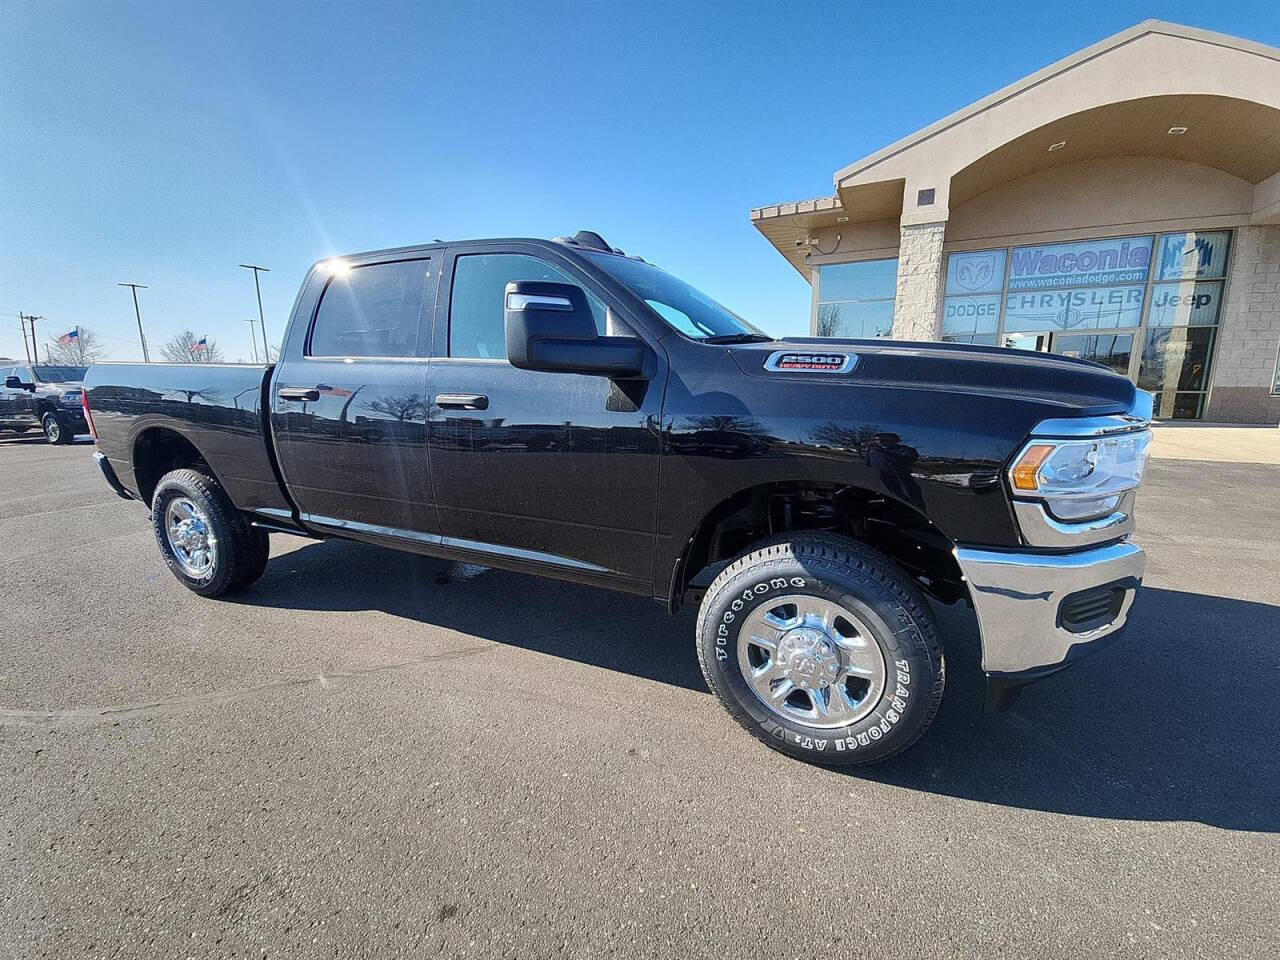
(763, 351), (856, 374)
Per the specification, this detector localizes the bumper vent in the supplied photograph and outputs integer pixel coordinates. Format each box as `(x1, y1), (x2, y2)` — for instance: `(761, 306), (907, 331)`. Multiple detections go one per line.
(1059, 585), (1125, 633)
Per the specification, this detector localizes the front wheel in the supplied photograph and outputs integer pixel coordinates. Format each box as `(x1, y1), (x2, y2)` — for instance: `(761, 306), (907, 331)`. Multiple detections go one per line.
(151, 467), (264, 597)
(41, 412), (71, 444)
(696, 533), (944, 766)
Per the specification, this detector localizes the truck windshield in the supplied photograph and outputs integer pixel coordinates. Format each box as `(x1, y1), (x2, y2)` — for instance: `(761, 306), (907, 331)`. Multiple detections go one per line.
(32, 365), (88, 383)
(583, 252), (769, 342)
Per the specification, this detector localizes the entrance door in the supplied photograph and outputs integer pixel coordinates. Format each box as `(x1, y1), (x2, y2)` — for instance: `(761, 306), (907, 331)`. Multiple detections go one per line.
(426, 245), (664, 588)
(270, 256), (440, 541)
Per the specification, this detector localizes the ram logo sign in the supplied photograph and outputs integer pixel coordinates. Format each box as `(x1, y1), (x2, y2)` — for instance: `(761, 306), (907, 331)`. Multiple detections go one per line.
(763, 351), (857, 374)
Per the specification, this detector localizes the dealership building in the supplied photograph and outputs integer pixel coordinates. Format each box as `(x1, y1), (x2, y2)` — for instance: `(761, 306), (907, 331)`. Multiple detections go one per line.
(751, 21), (1280, 421)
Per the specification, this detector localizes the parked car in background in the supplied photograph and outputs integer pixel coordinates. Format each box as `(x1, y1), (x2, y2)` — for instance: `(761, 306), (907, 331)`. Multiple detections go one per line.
(1, 364), (90, 443)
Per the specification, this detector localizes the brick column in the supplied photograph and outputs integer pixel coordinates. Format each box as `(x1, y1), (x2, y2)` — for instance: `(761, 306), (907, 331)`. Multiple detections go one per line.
(1204, 224), (1280, 423)
(892, 221), (947, 341)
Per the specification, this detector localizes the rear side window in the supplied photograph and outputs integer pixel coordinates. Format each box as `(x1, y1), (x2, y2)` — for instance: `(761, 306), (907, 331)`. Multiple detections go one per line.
(309, 259), (431, 358)
(448, 253), (606, 359)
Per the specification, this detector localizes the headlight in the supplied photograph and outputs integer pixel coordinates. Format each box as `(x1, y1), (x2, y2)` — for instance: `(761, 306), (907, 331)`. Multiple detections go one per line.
(62, 392), (82, 407)
(1008, 431), (1151, 522)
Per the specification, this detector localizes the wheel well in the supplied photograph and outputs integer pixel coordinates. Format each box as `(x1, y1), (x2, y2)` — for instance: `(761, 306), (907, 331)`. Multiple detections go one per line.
(132, 428), (211, 506)
(673, 482), (968, 612)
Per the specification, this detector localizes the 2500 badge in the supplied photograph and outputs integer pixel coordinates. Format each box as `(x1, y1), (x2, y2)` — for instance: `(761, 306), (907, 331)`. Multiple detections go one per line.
(763, 351), (857, 374)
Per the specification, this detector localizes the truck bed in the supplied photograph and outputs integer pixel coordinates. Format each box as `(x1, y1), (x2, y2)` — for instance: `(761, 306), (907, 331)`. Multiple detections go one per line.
(83, 362), (292, 517)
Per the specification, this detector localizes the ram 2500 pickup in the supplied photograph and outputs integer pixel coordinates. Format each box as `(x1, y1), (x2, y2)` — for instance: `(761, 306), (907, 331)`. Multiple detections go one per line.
(82, 231), (1152, 765)
(2, 363), (89, 443)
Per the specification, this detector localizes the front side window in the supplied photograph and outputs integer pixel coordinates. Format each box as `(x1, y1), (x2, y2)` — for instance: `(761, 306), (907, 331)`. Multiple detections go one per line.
(448, 253), (606, 359)
(816, 259), (897, 339)
(308, 259), (431, 358)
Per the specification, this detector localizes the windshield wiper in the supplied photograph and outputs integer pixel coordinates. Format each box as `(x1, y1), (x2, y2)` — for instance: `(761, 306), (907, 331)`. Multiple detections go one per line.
(702, 333), (773, 345)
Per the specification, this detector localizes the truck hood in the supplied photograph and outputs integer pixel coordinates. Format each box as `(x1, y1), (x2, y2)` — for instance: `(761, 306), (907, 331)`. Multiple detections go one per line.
(729, 338), (1136, 416)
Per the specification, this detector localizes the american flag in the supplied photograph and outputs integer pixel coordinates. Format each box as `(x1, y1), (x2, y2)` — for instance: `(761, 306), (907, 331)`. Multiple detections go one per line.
(192, 336), (208, 353)
(57, 327), (79, 345)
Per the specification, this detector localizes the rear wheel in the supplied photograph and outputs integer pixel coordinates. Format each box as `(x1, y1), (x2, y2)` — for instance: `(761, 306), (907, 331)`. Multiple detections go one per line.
(151, 467), (264, 597)
(696, 533), (944, 766)
(41, 412), (71, 444)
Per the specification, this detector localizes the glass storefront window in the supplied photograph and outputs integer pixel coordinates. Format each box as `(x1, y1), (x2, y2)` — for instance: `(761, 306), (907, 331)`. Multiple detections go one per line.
(1007, 235), (1153, 290)
(819, 259), (897, 301)
(816, 259), (897, 338)
(942, 294), (1000, 337)
(1138, 326), (1215, 393)
(1147, 281), (1223, 326)
(816, 300), (895, 338)
(930, 230), (1232, 420)
(946, 250), (1005, 295)
(1054, 333), (1134, 377)
(1154, 231), (1231, 281)
(1003, 284), (1145, 331)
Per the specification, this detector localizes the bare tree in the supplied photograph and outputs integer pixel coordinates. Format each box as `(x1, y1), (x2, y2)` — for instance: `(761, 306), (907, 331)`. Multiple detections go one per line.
(45, 326), (108, 364)
(363, 393), (426, 422)
(160, 329), (224, 363)
(816, 303), (843, 338)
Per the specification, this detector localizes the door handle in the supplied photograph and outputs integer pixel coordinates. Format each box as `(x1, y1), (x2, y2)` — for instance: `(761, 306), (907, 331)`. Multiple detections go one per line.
(435, 393), (489, 410)
(277, 387), (320, 402)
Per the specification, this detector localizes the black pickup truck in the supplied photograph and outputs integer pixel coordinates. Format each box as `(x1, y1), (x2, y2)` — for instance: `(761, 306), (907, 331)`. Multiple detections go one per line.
(83, 231), (1152, 765)
(2, 363), (89, 443)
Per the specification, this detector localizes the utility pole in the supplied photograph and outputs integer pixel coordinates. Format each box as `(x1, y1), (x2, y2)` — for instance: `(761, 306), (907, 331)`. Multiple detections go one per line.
(20, 314), (44, 363)
(17, 313), (32, 362)
(117, 283), (150, 362)
(242, 317), (261, 363)
(239, 264), (270, 359)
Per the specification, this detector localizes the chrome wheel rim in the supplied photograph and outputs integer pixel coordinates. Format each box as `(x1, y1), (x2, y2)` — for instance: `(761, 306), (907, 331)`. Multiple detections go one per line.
(737, 594), (887, 729)
(43, 418), (59, 441)
(164, 497), (217, 578)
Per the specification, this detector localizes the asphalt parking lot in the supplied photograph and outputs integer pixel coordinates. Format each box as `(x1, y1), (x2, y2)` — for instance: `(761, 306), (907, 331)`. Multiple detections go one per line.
(2, 434), (1278, 959)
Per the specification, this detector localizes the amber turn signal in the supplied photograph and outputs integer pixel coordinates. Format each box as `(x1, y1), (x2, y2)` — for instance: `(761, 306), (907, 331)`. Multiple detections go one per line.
(1010, 443), (1056, 491)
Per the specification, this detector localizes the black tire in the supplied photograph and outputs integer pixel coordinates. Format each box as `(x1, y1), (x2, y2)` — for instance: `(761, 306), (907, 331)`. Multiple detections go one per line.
(233, 525), (271, 589)
(151, 467), (259, 597)
(41, 412), (71, 444)
(696, 533), (944, 766)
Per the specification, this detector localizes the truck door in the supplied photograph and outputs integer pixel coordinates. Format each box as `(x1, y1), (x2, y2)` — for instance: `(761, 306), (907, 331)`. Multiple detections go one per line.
(269, 255), (441, 542)
(426, 245), (663, 588)
(1, 366), (38, 427)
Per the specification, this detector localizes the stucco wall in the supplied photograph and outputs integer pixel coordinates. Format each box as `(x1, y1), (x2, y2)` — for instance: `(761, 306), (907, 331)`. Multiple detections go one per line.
(1205, 224), (1280, 423)
(946, 158), (1255, 246)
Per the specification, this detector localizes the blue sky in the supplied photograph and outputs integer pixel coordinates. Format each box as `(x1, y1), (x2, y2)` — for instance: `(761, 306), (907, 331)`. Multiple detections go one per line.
(3, 0), (1279, 362)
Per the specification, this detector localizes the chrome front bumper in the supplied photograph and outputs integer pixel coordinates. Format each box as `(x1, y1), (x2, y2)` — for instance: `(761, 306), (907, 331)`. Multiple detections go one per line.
(955, 539), (1144, 679)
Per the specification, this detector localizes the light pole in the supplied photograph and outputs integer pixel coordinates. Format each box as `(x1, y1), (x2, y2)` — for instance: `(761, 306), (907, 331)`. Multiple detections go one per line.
(242, 317), (261, 363)
(239, 264), (270, 359)
(118, 283), (150, 362)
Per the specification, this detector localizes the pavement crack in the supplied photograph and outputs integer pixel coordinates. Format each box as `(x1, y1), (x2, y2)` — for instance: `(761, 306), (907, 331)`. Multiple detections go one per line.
(0, 643), (498, 727)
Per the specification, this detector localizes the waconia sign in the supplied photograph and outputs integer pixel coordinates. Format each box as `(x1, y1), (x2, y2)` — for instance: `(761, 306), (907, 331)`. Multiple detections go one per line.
(1008, 236), (1153, 290)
